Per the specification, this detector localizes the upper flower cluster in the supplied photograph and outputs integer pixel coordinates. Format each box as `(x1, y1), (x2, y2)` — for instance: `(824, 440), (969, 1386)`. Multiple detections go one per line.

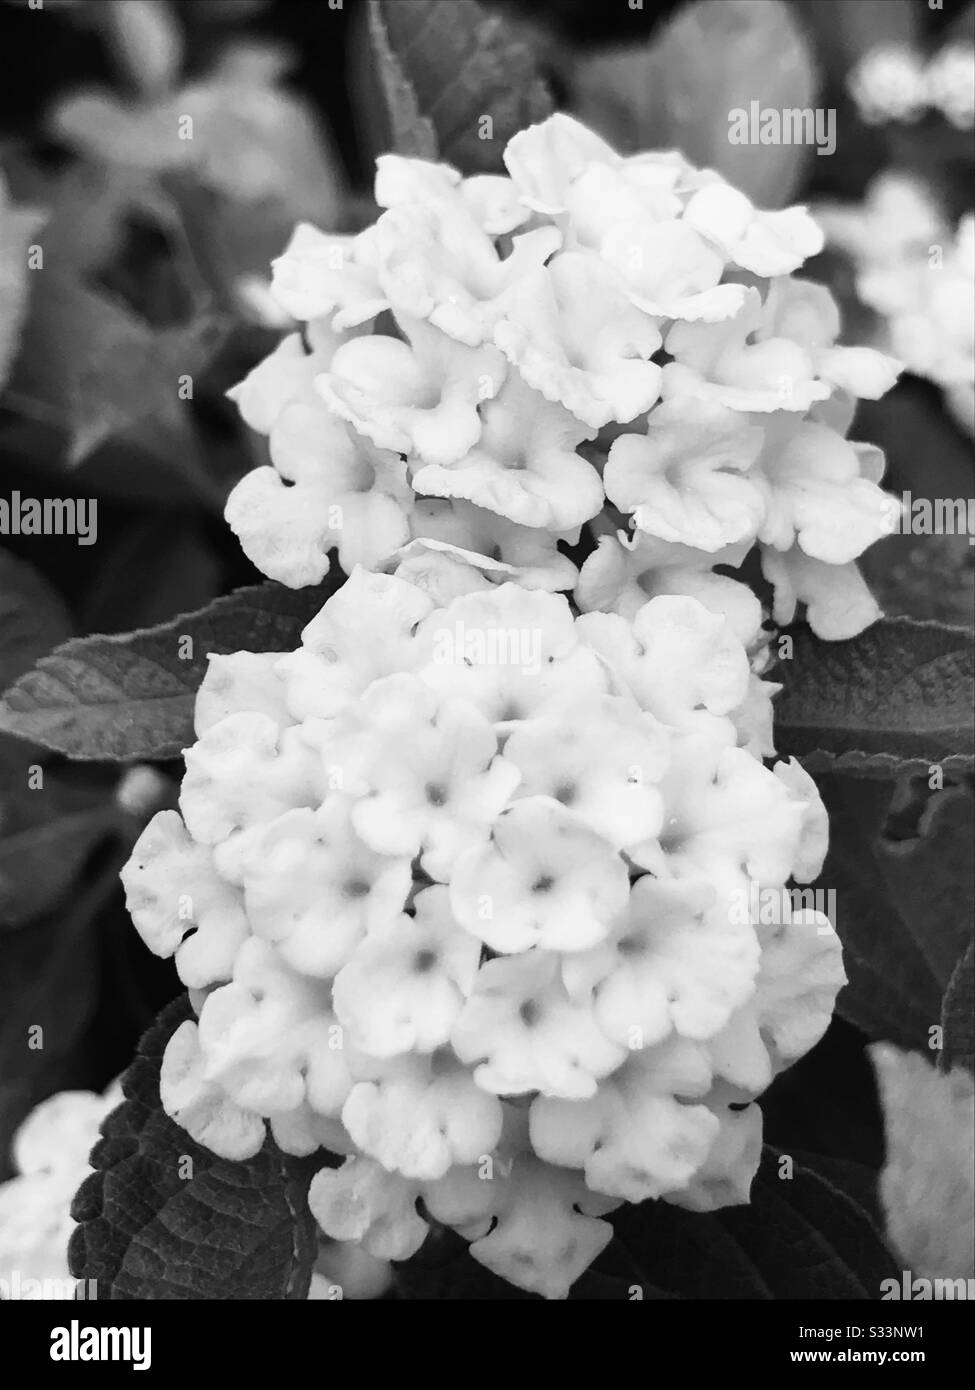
(121, 570), (844, 1298)
(225, 113), (901, 643)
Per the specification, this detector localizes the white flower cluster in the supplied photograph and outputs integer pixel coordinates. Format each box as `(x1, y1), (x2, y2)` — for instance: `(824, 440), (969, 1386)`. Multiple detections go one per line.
(819, 175), (975, 438)
(121, 569), (845, 1299)
(849, 42), (975, 129)
(225, 113), (901, 643)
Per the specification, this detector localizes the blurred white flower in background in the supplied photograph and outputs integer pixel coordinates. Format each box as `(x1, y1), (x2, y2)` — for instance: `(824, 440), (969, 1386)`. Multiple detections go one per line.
(849, 41), (975, 129)
(818, 175), (975, 437)
(0, 1083), (121, 1290)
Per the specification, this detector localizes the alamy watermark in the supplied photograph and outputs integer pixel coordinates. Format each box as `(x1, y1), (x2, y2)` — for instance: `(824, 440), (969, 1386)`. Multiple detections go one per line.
(0, 491), (97, 546)
(728, 102), (837, 156)
(432, 621), (542, 676)
(881, 1270), (974, 1300)
(729, 885), (837, 929)
(0, 1270), (97, 1300)
(885, 492), (975, 544)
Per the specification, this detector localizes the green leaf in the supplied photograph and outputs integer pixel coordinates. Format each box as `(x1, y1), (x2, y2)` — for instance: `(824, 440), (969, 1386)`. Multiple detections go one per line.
(572, 0), (818, 204)
(396, 1146), (897, 1299)
(69, 995), (320, 1299)
(367, 0), (554, 174)
(0, 577), (342, 762)
(810, 776), (974, 1055)
(774, 619), (975, 779)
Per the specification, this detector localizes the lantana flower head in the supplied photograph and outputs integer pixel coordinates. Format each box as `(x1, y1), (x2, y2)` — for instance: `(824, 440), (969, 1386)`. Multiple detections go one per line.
(122, 571), (845, 1298)
(224, 113), (900, 641)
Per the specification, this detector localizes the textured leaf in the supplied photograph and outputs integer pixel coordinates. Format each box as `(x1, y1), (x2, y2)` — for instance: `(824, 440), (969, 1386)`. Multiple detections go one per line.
(572, 0), (818, 204)
(368, 0), (554, 174)
(69, 995), (320, 1300)
(775, 619), (974, 779)
(0, 577), (342, 762)
(810, 776), (974, 1055)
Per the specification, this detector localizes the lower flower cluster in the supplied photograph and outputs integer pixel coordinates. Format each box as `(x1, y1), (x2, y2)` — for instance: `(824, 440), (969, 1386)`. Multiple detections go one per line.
(122, 569), (844, 1298)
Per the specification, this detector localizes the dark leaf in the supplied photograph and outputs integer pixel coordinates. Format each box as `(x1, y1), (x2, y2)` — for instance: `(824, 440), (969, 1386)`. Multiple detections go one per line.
(394, 1145), (896, 1300)
(613, 1147), (896, 1299)
(69, 995), (319, 1300)
(811, 776), (974, 1055)
(0, 576), (342, 762)
(368, 0), (554, 174)
(775, 618), (974, 779)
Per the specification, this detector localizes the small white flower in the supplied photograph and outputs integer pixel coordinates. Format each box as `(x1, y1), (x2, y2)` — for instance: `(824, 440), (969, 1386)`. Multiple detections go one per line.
(761, 543), (882, 641)
(560, 874), (760, 1048)
(411, 371), (602, 531)
(424, 1155), (619, 1300)
(270, 222), (386, 328)
(317, 314), (506, 467)
(241, 800), (413, 978)
(121, 811), (249, 988)
(342, 1052), (503, 1180)
(332, 886), (481, 1057)
(605, 399), (766, 552)
(529, 1037), (718, 1202)
(493, 252), (662, 428)
(682, 182), (823, 278)
(451, 951), (627, 1099)
(577, 594), (751, 726)
(711, 913), (846, 1093)
(450, 799), (630, 955)
(502, 694), (667, 852)
(375, 197), (560, 347)
(309, 1156), (427, 1260)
